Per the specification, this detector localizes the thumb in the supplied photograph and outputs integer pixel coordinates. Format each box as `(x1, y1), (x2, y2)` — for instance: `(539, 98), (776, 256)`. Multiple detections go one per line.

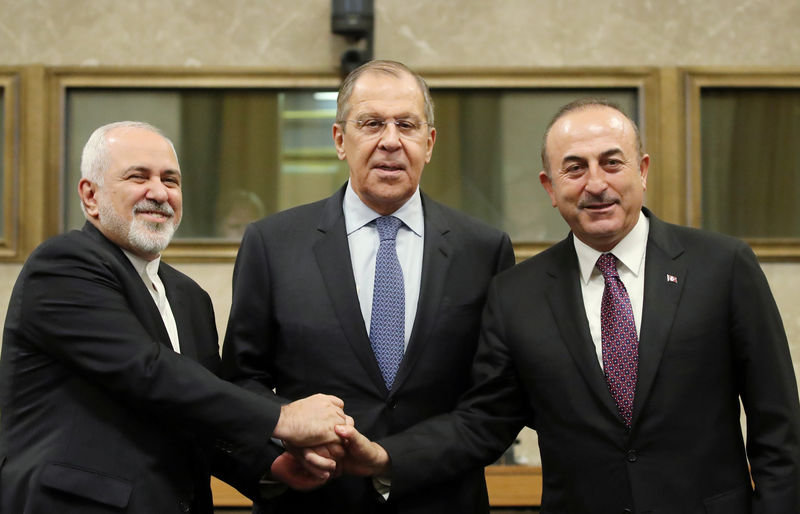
(334, 424), (353, 439)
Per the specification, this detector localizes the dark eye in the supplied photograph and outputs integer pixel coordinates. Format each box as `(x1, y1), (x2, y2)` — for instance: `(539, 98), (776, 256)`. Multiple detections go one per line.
(396, 120), (418, 131)
(361, 119), (384, 130)
(564, 163), (584, 174)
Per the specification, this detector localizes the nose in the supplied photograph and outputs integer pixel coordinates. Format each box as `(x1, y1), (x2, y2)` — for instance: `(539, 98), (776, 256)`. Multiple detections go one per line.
(377, 122), (402, 152)
(145, 176), (169, 203)
(584, 162), (607, 195)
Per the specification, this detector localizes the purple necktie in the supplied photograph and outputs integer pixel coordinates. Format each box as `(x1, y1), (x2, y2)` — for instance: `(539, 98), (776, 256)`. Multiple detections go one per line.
(369, 216), (405, 389)
(597, 253), (639, 427)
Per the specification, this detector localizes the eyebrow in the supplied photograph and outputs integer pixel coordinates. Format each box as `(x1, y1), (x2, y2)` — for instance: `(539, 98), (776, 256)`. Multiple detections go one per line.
(561, 147), (625, 166)
(354, 111), (420, 121)
(123, 166), (181, 176)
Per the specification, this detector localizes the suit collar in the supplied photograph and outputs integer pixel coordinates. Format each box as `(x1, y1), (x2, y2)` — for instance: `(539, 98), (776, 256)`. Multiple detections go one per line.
(573, 211), (649, 284)
(342, 180), (424, 237)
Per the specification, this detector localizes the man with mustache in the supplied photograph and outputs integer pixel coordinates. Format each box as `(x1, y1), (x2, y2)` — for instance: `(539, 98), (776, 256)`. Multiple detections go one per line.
(220, 60), (515, 513)
(0, 121), (349, 513)
(336, 99), (800, 513)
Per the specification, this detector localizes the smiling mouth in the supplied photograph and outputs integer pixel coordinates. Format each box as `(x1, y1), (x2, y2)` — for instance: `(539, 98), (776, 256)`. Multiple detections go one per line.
(583, 202), (615, 210)
(135, 210), (172, 222)
(580, 199), (619, 213)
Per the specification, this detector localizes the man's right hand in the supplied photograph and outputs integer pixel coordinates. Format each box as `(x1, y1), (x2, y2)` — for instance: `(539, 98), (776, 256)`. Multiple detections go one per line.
(273, 393), (347, 447)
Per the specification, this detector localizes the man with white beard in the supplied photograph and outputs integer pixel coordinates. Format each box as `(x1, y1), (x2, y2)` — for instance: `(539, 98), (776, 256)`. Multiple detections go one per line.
(0, 121), (349, 514)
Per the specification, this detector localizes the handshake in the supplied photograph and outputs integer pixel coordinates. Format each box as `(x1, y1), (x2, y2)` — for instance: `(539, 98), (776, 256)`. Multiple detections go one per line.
(270, 393), (389, 490)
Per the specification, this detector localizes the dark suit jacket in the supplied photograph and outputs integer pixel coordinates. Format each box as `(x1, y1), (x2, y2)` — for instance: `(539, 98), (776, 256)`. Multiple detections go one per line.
(383, 209), (800, 514)
(221, 185), (515, 514)
(0, 222), (282, 514)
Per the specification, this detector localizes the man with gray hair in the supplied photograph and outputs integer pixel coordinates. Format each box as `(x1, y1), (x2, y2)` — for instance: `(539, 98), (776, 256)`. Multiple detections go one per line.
(221, 60), (515, 513)
(0, 121), (348, 513)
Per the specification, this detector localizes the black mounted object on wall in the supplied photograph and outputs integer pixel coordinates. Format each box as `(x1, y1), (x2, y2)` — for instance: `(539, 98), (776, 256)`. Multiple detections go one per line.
(331, 0), (374, 76)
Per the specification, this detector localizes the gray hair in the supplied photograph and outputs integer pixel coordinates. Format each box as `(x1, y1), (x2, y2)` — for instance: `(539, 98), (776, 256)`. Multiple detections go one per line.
(335, 60), (435, 129)
(540, 98), (643, 175)
(80, 121), (176, 186)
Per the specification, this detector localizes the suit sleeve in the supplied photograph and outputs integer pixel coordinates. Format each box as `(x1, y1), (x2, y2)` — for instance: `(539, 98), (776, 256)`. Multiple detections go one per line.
(220, 224), (285, 401)
(10, 241), (282, 486)
(380, 276), (531, 498)
(731, 243), (800, 512)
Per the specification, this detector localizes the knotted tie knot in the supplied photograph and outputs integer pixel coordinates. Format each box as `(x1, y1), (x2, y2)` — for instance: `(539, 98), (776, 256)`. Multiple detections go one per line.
(375, 215), (403, 242)
(596, 252), (619, 280)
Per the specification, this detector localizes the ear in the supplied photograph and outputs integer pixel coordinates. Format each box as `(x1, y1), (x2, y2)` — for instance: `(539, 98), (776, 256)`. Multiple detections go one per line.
(424, 127), (437, 164)
(539, 170), (557, 207)
(79, 178), (100, 218)
(639, 153), (650, 191)
(332, 123), (347, 161)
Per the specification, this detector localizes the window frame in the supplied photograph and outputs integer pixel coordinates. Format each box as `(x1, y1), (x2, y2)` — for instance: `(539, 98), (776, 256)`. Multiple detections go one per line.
(46, 67), (342, 261)
(0, 68), (21, 260)
(48, 67), (662, 262)
(685, 67), (800, 260)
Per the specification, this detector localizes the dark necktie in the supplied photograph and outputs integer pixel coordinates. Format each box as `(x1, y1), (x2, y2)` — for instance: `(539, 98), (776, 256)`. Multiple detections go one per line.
(369, 216), (405, 389)
(597, 253), (639, 427)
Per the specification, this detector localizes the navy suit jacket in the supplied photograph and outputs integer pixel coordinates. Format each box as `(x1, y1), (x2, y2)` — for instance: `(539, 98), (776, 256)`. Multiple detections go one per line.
(221, 185), (515, 514)
(0, 222), (281, 513)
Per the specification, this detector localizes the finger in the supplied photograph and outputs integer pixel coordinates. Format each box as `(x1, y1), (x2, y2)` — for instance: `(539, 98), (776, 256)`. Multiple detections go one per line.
(326, 442), (346, 460)
(303, 448), (337, 472)
(327, 395), (345, 408)
(345, 415), (355, 426)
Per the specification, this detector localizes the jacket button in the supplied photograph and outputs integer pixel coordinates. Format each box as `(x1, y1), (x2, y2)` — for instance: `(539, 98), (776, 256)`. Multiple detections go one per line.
(388, 398), (398, 409)
(623, 509), (633, 514)
(178, 499), (191, 512)
(626, 449), (638, 462)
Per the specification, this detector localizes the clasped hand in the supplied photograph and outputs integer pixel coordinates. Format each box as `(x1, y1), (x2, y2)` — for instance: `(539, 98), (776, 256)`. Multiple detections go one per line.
(269, 393), (389, 490)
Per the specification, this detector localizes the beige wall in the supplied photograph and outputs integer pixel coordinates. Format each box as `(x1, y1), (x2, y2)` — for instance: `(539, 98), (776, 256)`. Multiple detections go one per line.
(2, 0), (800, 67)
(2, 0), (799, 465)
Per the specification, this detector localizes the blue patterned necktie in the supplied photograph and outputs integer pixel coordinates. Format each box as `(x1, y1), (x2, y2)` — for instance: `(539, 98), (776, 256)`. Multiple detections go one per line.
(597, 253), (639, 427)
(370, 216), (405, 390)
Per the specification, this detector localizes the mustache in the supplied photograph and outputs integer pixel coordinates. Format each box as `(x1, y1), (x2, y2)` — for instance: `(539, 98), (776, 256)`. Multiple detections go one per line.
(132, 199), (174, 217)
(578, 192), (620, 209)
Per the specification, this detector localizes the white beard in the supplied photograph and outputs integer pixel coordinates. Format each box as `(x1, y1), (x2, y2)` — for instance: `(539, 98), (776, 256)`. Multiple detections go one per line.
(98, 198), (179, 256)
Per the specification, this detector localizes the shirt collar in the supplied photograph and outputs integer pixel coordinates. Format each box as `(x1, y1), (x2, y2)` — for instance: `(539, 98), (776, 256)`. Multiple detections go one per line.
(122, 248), (162, 282)
(343, 180), (424, 237)
(574, 210), (649, 285)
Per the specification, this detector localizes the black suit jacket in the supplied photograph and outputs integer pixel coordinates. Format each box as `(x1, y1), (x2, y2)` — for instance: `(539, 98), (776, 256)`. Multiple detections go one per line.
(0, 223), (282, 514)
(221, 185), (515, 514)
(383, 209), (800, 514)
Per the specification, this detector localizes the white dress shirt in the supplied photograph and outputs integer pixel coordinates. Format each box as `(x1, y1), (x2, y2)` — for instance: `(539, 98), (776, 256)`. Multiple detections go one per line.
(574, 211), (649, 368)
(123, 249), (181, 354)
(343, 181), (425, 348)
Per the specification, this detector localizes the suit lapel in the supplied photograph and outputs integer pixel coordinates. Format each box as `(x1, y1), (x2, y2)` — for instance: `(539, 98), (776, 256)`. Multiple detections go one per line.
(546, 236), (621, 418)
(312, 187), (388, 393)
(630, 210), (686, 427)
(391, 194), (452, 392)
(82, 223), (173, 350)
